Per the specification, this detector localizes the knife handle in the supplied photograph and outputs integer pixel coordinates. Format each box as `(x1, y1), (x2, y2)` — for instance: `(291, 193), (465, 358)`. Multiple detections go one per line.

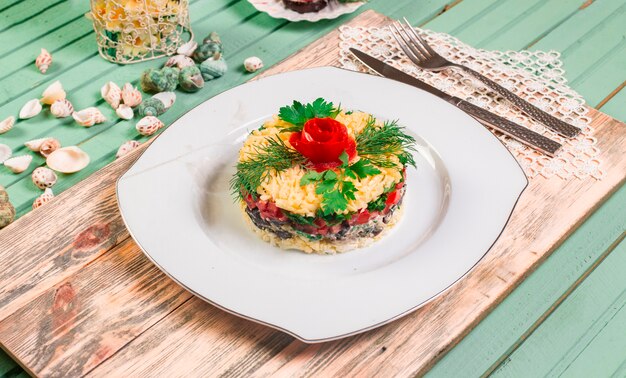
(456, 100), (562, 157)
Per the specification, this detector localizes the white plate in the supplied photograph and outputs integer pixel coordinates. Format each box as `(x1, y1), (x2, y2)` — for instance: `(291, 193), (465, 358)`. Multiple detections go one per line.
(247, 0), (365, 22)
(117, 67), (527, 342)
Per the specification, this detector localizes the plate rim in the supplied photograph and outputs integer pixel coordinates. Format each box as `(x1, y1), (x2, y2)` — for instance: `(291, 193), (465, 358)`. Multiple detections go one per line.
(116, 66), (528, 343)
(246, 0), (365, 22)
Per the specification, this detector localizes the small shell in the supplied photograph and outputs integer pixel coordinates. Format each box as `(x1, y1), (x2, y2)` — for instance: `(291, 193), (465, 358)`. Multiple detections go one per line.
(140, 67), (179, 93)
(0, 197), (15, 229)
(41, 80), (66, 105)
(101, 81), (122, 109)
(4, 155), (32, 173)
(116, 140), (141, 159)
(32, 167), (57, 189)
(164, 54), (195, 69)
(121, 83), (142, 107)
(178, 66), (204, 93)
(116, 104), (134, 120)
(19, 99), (43, 119)
(39, 138), (61, 158)
(50, 99), (74, 118)
(0, 116), (15, 134)
(136, 98), (166, 117)
(46, 146), (90, 173)
(136, 116), (164, 136)
(35, 48), (52, 74)
(25, 137), (50, 152)
(72, 107), (106, 127)
(244, 56), (263, 73)
(177, 40), (198, 57)
(200, 57), (227, 81)
(0, 144), (11, 164)
(32, 188), (54, 210)
(152, 92), (176, 109)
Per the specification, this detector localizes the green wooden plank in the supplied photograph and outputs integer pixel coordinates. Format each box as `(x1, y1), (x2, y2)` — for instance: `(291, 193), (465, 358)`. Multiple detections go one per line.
(427, 185), (626, 377)
(491, 236), (626, 377)
(0, 348), (21, 377)
(426, 0), (499, 36)
(599, 85), (626, 122)
(0, 0), (65, 33)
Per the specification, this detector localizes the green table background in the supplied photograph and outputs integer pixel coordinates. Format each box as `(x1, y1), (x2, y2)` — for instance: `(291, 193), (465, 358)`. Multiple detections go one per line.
(0, 0), (624, 376)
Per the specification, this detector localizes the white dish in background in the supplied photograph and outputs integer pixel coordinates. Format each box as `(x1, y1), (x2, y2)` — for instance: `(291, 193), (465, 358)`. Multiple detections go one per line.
(117, 67), (527, 342)
(247, 0), (365, 22)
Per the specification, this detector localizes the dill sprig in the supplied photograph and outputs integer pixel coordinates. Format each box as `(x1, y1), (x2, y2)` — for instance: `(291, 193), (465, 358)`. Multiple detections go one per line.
(356, 116), (416, 168)
(230, 137), (306, 199)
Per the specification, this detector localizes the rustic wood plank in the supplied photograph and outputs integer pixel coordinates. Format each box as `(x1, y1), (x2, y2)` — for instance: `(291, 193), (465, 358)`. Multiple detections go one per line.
(1, 9), (625, 377)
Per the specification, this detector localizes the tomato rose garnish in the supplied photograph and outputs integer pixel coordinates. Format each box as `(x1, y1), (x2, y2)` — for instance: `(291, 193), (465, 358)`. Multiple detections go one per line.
(289, 117), (356, 170)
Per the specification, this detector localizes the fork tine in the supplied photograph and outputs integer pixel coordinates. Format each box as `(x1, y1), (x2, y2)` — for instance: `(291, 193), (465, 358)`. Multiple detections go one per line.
(389, 24), (421, 64)
(390, 22), (428, 62)
(402, 17), (438, 57)
(397, 20), (431, 59)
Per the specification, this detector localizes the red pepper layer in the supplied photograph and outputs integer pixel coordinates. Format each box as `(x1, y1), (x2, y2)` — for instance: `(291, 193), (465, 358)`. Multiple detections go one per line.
(244, 181), (404, 236)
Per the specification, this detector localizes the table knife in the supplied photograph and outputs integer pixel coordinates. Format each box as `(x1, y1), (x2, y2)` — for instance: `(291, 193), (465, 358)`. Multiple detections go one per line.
(349, 48), (561, 157)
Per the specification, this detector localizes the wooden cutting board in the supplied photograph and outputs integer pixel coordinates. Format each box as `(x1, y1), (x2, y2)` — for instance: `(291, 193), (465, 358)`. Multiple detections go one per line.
(0, 11), (624, 377)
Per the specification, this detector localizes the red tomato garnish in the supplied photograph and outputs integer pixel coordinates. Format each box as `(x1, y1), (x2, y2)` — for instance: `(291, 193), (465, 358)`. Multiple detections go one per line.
(289, 118), (356, 170)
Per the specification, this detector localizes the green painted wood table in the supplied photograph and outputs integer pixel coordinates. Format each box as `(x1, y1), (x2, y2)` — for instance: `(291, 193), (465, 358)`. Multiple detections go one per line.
(0, 0), (625, 376)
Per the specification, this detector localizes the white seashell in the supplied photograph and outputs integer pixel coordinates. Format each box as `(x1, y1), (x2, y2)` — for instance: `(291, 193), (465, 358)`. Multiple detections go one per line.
(46, 146), (90, 173)
(50, 99), (74, 118)
(116, 140), (141, 159)
(244, 56), (263, 73)
(32, 188), (54, 209)
(0, 116), (15, 134)
(177, 40), (198, 57)
(19, 99), (42, 119)
(72, 107), (106, 127)
(35, 48), (52, 74)
(165, 54), (195, 69)
(136, 116), (164, 136)
(24, 137), (50, 152)
(152, 92), (176, 109)
(40, 80), (66, 105)
(0, 144), (11, 164)
(121, 83), (142, 107)
(4, 155), (32, 173)
(39, 138), (61, 158)
(101, 81), (122, 109)
(31, 167), (57, 189)
(116, 104), (134, 120)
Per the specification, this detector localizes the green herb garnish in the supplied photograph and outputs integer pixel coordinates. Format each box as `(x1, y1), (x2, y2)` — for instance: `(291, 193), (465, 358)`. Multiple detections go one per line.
(356, 117), (417, 168)
(278, 98), (341, 131)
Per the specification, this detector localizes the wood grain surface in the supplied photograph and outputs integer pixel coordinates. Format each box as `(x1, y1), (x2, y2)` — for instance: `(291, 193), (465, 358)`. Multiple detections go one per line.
(0, 10), (625, 377)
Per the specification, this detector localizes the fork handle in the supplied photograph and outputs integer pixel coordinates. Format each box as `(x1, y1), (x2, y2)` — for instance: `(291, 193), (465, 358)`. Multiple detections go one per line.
(456, 65), (581, 138)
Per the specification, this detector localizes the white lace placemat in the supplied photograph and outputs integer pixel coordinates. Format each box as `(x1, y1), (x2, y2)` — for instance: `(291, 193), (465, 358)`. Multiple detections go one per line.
(338, 26), (603, 180)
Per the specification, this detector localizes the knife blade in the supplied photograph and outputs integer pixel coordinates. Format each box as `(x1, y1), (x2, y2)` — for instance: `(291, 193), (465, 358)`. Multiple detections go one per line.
(349, 48), (561, 157)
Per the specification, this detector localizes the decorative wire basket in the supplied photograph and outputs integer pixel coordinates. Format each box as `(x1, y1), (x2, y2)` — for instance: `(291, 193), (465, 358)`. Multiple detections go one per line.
(89, 0), (193, 64)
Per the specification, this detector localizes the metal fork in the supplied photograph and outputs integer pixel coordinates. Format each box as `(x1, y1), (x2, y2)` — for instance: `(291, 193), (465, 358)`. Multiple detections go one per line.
(390, 19), (581, 138)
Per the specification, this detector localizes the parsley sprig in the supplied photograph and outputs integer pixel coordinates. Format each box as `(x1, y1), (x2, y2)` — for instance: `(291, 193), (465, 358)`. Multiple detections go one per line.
(356, 117), (417, 168)
(230, 137), (306, 199)
(300, 152), (381, 215)
(278, 98), (341, 131)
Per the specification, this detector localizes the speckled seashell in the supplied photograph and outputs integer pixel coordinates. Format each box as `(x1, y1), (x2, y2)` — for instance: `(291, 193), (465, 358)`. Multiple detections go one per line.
(50, 99), (74, 118)
(0, 144), (11, 164)
(72, 107), (105, 127)
(39, 138), (61, 158)
(152, 92), (176, 109)
(0, 185), (8, 203)
(244, 56), (263, 73)
(101, 81), (122, 109)
(202, 31), (221, 46)
(136, 116), (164, 136)
(136, 98), (166, 117)
(0, 116), (15, 134)
(200, 56), (227, 81)
(177, 40), (198, 57)
(178, 66), (204, 93)
(35, 48), (52, 74)
(46, 146), (90, 173)
(32, 167), (57, 189)
(4, 155), (32, 173)
(116, 140), (141, 159)
(140, 67), (179, 93)
(32, 188), (54, 210)
(19, 99), (42, 119)
(193, 41), (223, 63)
(116, 104), (134, 120)
(121, 83), (143, 108)
(41, 80), (66, 105)
(165, 54), (195, 69)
